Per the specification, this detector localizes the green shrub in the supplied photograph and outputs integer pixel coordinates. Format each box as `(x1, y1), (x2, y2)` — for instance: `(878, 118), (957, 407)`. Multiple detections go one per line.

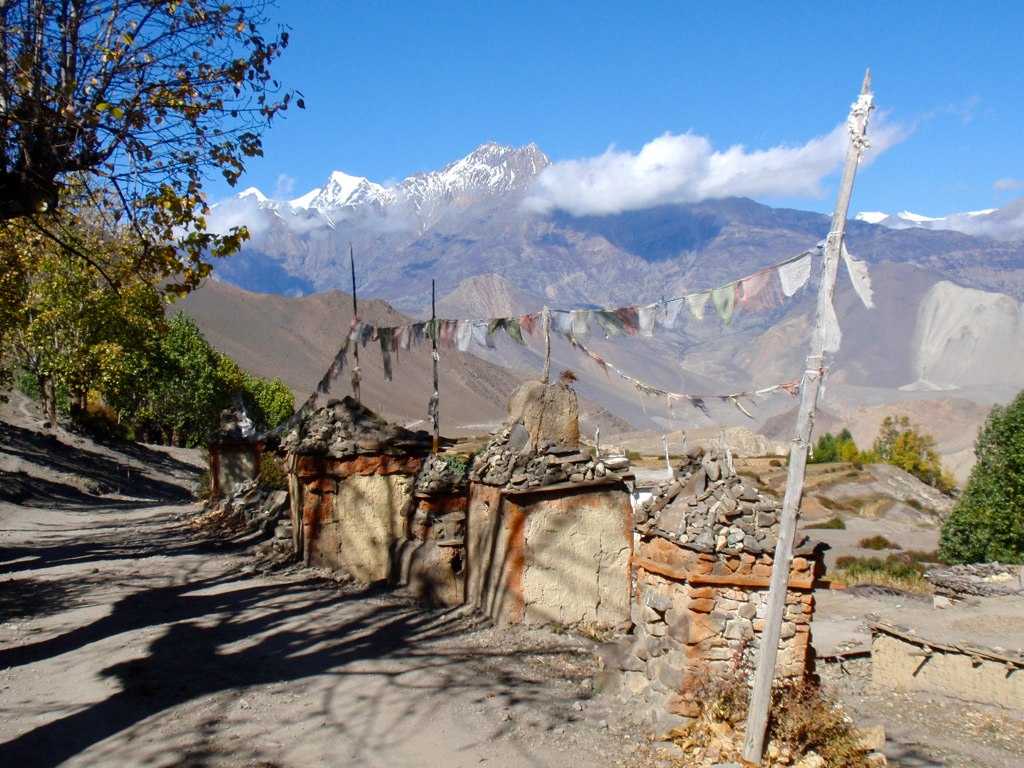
(257, 452), (288, 490)
(806, 516), (846, 530)
(440, 452), (470, 479)
(940, 391), (1024, 564)
(858, 535), (901, 550)
(14, 369), (40, 400)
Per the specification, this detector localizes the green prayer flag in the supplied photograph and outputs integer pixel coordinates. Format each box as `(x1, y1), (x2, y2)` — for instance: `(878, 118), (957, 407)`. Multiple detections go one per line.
(711, 284), (737, 325)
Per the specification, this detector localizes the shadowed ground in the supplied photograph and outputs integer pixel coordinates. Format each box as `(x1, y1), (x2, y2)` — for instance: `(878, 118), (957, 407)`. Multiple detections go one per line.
(0, 492), (658, 768)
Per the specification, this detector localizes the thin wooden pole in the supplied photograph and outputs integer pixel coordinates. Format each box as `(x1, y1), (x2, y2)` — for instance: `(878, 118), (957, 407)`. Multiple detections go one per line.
(741, 69), (874, 765)
(430, 278), (440, 453)
(349, 243), (360, 403)
(541, 306), (552, 383)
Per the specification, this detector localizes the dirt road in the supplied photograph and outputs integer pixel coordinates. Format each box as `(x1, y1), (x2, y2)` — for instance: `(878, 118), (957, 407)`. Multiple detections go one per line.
(0, 496), (655, 768)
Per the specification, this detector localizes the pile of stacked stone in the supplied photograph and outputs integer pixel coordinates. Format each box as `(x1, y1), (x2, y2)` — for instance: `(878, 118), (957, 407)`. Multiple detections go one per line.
(469, 422), (629, 491)
(601, 445), (822, 735)
(636, 445), (815, 557)
(281, 397), (433, 458)
(214, 478), (290, 539)
(926, 562), (1024, 598)
(415, 453), (469, 496)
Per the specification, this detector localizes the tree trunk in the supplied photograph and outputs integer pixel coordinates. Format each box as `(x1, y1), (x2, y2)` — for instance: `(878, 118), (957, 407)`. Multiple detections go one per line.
(42, 377), (57, 426)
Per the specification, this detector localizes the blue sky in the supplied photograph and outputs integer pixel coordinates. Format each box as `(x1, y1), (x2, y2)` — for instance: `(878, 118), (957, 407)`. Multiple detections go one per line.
(223, 1), (1024, 216)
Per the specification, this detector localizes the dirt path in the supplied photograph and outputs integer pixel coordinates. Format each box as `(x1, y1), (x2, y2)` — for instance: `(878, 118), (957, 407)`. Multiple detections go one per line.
(0, 495), (660, 768)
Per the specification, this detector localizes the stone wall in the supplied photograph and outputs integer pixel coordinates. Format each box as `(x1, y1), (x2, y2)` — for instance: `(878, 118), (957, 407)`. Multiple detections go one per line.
(467, 481), (633, 629)
(290, 453), (423, 582)
(618, 538), (818, 730)
(602, 445), (823, 733)
(870, 623), (1024, 710)
(209, 442), (261, 499)
(393, 454), (471, 606)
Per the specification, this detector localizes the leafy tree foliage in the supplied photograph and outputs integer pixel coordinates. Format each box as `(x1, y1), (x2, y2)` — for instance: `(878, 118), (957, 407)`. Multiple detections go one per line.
(809, 428), (859, 464)
(872, 415), (954, 493)
(2, 213), (165, 421)
(0, 0), (300, 291)
(940, 393), (1024, 564)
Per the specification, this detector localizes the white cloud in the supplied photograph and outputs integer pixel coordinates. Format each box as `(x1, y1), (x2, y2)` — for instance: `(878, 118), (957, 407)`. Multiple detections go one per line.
(525, 117), (909, 216)
(205, 195), (271, 237)
(994, 177), (1024, 192)
(274, 173), (296, 197)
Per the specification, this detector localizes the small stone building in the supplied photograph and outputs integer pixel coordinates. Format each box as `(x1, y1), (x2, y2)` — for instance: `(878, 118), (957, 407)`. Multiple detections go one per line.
(282, 398), (434, 583)
(208, 406), (264, 499)
(465, 380), (634, 630)
(603, 446), (825, 731)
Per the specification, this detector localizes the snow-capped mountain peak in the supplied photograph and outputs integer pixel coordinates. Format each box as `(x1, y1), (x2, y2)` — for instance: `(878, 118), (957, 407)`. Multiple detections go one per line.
(307, 171), (393, 211)
(853, 203), (1024, 240)
(896, 210), (944, 223)
(289, 187), (321, 210)
(238, 186), (268, 203)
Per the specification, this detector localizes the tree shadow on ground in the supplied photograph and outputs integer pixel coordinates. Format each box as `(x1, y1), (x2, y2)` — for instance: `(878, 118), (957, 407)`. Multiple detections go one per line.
(0, 508), (228, 578)
(0, 421), (195, 502)
(0, 574), (96, 620)
(0, 571), (587, 767)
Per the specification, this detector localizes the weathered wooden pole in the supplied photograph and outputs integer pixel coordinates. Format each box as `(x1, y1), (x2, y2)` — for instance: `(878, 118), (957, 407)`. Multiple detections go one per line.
(349, 243), (361, 403)
(541, 306), (552, 383)
(741, 69), (874, 765)
(430, 278), (440, 453)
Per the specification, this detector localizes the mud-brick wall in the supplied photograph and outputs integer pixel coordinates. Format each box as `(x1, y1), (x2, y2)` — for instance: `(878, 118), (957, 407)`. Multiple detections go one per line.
(466, 481), (633, 629)
(395, 493), (468, 607)
(209, 442), (262, 499)
(288, 453), (423, 582)
(610, 536), (819, 728)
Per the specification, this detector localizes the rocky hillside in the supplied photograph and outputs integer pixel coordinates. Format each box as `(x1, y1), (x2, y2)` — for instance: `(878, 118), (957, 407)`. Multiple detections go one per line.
(215, 142), (1024, 312)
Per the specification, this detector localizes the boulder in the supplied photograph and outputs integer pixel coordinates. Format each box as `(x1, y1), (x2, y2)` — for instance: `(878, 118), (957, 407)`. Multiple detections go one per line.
(507, 380), (580, 451)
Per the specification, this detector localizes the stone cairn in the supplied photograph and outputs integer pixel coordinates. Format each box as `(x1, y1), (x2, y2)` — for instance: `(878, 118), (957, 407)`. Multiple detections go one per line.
(926, 562), (1024, 598)
(410, 454), (470, 549)
(281, 397), (433, 458)
(637, 445), (816, 557)
(603, 445), (821, 735)
(468, 422), (629, 490)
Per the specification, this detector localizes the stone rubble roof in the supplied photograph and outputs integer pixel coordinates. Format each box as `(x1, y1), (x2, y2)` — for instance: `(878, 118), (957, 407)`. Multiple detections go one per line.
(468, 422), (630, 491)
(281, 397), (433, 457)
(637, 445), (818, 556)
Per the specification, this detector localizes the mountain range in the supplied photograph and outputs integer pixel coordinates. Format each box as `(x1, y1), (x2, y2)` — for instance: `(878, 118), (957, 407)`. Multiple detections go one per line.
(191, 142), (1024, 482)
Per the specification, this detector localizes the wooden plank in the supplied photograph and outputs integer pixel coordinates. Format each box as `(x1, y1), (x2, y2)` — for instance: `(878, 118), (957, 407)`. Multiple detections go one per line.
(631, 555), (816, 590)
(501, 475), (626, 497)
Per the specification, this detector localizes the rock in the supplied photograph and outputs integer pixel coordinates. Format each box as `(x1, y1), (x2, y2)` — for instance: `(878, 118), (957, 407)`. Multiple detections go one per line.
(507, 380), (580, 451)
(857, 724), (886, 752)
(794, 751), (825, 768)
(724, 618), (753, 641)
(866, 751), (888, 766)
(932, 594), (953, 609)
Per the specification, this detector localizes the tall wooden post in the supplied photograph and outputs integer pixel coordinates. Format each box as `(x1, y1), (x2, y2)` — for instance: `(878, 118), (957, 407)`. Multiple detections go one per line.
(349, 244), (360, 403)
(741, 69), (874, 765)
(541, 306), (552, 383)
(430, 278), (440, 453)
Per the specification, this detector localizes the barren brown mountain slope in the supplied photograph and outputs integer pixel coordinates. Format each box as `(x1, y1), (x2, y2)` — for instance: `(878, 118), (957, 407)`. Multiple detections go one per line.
(177, 279), (520, 433)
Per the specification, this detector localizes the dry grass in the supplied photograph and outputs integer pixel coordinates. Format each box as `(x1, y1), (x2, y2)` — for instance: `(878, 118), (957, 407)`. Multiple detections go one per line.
(858, 534), (901, 550)
(806, 515), (846, 530)
(832, 553), (933, 594)
(669, 654), (873, 767)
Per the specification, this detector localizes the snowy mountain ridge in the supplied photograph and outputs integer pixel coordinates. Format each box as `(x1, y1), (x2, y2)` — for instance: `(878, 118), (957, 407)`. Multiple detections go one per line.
(241, 142), (551, 227)
(855, 207), (998, 228)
